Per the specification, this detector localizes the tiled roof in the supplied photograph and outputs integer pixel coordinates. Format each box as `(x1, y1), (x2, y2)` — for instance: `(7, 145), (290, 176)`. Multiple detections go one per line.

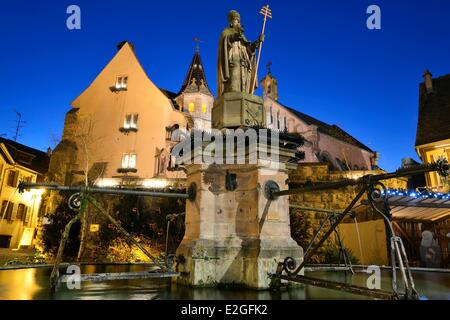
(281, 104), (374, 153)
(159, 88), (182, 111)
(0, 138), (50, 174)
(415, 73), (450, 146)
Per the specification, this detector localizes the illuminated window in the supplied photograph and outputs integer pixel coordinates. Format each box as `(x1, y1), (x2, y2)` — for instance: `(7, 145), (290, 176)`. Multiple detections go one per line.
(122, 153), (137, 169)
(202, 103), (207, 113)
(188, 103), (195, 112)
(124, 113), (139, 129)
(116, 76), (128, 90)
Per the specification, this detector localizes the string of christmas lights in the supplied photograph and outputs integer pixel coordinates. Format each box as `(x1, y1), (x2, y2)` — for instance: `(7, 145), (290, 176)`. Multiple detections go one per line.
(383, 189), (450, 200)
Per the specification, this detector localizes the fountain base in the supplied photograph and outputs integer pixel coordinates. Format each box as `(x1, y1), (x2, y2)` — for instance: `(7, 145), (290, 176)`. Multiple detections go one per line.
(176, 162), (303, 290)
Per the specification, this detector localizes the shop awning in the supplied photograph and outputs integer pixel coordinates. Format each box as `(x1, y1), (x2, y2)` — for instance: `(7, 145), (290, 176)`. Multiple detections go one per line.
(388, 195), (450, 223)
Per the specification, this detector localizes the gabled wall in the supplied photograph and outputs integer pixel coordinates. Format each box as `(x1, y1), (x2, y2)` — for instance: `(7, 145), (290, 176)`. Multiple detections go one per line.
(264, 98), (375, 170)
(52, 43), (187, 184)
(0, 148), (43, 249)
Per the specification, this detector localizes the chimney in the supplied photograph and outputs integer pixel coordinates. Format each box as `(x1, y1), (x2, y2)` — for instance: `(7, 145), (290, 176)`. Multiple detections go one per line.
(423, 70), (433, 93)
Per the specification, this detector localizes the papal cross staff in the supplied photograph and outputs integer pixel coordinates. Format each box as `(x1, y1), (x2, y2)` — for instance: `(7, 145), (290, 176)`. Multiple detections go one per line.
(251, 4), (272, 94)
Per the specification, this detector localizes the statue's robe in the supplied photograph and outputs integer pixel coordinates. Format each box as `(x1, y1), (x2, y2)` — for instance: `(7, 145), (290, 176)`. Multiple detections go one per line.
(217, 27), (257, 97)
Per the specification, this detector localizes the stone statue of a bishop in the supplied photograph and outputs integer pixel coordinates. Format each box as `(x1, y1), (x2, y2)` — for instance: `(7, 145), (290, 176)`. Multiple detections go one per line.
(217, 10), (264, 97)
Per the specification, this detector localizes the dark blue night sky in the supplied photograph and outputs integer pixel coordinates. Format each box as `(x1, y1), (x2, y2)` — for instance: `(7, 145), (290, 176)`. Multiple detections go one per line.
(1, 0), (449, 171)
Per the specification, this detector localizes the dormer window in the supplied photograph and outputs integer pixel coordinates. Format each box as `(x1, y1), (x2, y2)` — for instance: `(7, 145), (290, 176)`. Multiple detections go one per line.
(115, 76), (128, 90)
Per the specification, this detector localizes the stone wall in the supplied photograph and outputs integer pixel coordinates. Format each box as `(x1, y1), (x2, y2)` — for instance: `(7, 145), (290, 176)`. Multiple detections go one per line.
(288, 163), (407, 265)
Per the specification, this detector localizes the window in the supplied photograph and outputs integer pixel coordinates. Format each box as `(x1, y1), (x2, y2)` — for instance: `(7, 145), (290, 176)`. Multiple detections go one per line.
(1, 201), (14, 221)
(166, 124), (180, 141)
(188, 103), (195, 112)
(277, 112), (281, 130)
(122, 153), (137, 169)
(23, 176), (32, 184)
(7, 170), (18, 188)
(24, 206), (30, 223)
(155, 150), (168, 176)
(284, 117), (288, 131)
(124, 113), (139, 129)
(116, 76), (128, 90)
(269, 106), (273, 124)
(16, 204), (27, 221)
(159, 155), (167, 175)
(202, 103), (207, 114)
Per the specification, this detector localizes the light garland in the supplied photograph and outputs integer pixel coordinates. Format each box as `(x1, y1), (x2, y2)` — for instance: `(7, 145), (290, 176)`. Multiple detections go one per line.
(383, 189), (450, 200)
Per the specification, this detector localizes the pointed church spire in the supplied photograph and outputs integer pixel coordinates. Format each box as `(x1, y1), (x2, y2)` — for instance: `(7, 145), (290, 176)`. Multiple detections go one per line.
(179, 45), (212, 96)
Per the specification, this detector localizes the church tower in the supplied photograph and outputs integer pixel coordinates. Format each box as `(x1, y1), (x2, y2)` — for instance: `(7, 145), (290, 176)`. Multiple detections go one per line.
(260, 62), (279, 101)
(175, 46), (213, 131)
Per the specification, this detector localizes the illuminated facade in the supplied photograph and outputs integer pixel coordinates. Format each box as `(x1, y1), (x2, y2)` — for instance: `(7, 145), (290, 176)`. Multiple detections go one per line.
(49, 42), (212, 189)
(415, 71), (450, 191)
(0, 139), (49, 249)
(260, 72), (378, 170)
(50, 41), (378, 191)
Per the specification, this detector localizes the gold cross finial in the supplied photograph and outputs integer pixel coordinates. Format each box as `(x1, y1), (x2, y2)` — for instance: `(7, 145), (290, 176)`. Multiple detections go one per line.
(267, 61), (272, 74)
(193, 37), (203, 52)
(260, 4), (272, 20)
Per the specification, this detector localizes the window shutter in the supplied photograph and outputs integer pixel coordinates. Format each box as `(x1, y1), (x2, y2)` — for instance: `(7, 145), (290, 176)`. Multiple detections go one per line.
(16, 204), (27, 221)
(1, 201), (7, 219)
(5, 202), (14, 220)
(24, 206), (30, 223)
(7, 171), (14, 187)
(12, 171), (19, 187)
(16, 204), (23, 220)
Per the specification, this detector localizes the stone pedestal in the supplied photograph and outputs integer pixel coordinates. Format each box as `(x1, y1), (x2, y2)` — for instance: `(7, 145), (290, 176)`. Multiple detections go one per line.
(212, 92), (266, 129)
(176, 161), (303, 289)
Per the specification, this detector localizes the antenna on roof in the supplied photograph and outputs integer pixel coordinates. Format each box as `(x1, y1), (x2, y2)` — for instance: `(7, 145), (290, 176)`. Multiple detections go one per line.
(12, 110), (26, 142)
